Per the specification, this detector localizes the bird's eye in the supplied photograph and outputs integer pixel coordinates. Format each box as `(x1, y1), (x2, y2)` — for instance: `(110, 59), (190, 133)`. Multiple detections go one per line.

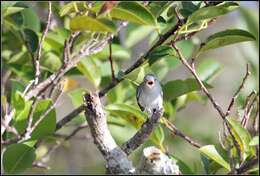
(148, 81), (154, 85)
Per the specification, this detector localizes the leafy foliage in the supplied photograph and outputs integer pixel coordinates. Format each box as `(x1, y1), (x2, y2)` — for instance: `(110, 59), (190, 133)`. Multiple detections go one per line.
(1, 1), (258, 174)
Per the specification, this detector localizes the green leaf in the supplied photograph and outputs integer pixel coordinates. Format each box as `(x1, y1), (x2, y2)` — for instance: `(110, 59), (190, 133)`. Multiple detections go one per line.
(3, 7), (25, 17)
(68, 88), (86, 107)
(13, 100), (33, 134)
(147, 2), (172, 18)
(94, 44), (131, 60)
(8, 64), (34, 82)
(77, 56), (101, 88)
(22, 28), (39, 53)
(41, 52), (62, 72)
(188, 2), (239, 23)
(199, 145), (230, 171)
(106, 103), (164, 147)
(198, 29), (256, 55)
(3, 143), (36, 174)
(200, 154), (210, 174)
(197, 59), (222, 82)
(31, 99), (56, 139)
(227, 116), (253, 159)
(59, 2), (86, 16)
(239, 7), (259, 48)
(1, 1), (17, 9)
(43, 28), (70, 52)
(148, 45), (176, 65)
(180, 2), (201, 18)
(150, 125), (165, 149)
(105, 103), (146, 128)
(163, 78), (213, 101)
(11, 91), (25, 113)
(110, 2), (156, 26)
(21, 7), (41, 32)
(249, 136), (259, 146)
(70, 15), (117, 33)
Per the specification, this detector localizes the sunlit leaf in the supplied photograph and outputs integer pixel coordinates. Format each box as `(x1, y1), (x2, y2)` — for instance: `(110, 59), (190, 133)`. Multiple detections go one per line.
(3, 7), (24, 17)
(110, 2), (157, 26)
(198, 29), (256, 55)
(77, 56), (101, 88)
(249, 136), (259, 146)
(70, 16), (117, 33)
(163, 78), (213, 101)
(199, 145), (230, 171)
(227, 116), (254, 159)
(68, 88), (86, 107)
(188, 2), (239, 23)
(41, 52), (62, 73)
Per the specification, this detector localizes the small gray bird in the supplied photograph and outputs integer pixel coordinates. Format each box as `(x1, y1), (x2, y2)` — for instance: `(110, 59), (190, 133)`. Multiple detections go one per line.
(136, 74), (163, 116)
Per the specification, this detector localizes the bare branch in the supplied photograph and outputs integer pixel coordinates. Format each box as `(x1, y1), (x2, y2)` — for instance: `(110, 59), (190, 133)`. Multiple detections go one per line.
(84, 92), (135, 174)
(1, 120), (20, 138)
(161, 117), (202, 148)
(172, 42), (242, 161)
(229, 157), (258, 174)
(108, 38), (115, 80)
(253, 96), (259, 135)
(172, 42), (226, 119)
(56, 105), (85, 131)
(34, 2), (52, 86)
(225, 63), (251, 117)
(24, 98), (39, 139)
(121, 109), (164, 156)
(241, 92), (258, 128)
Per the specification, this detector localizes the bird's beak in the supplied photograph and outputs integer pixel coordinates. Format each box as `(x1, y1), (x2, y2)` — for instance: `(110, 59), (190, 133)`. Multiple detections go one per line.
(146, 81), (154, 88)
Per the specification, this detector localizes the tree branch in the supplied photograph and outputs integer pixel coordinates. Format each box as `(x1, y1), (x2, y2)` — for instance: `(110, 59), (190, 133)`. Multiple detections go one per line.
(34, 1), (52, 86)
(83, 92), (135, 174)
(171, 42), (243, 161)
(121, 109), (164, 156)
(161, 117), (202, 148)
(225, 63), (251, 117)
(54, 19), (186, 131)
(108, 38), (115, 80)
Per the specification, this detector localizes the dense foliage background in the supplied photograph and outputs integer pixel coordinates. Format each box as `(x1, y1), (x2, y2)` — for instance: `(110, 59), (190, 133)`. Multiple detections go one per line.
(1, 1), (259, 174)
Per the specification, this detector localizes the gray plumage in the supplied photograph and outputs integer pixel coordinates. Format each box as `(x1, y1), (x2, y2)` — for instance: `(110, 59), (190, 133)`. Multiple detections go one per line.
(136, 74), (163, 116)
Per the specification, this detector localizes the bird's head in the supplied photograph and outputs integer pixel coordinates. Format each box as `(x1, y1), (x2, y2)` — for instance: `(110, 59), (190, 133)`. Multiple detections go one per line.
(144, 74), (157, 88)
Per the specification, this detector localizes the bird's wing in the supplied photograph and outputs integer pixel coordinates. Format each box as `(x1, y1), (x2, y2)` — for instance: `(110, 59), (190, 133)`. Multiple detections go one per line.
(136, 84), (145, 111)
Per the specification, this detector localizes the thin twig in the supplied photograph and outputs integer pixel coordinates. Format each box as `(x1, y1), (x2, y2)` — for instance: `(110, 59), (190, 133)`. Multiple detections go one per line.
(35, 123), (89, 167)
(225, 63), (251, 117)
(1, 120), (20, 138)
(30, 92), (62, 134)
(252, 96), (259, 135)
(172, 42), (242, 161)
(24, 98), (39, 139)
(172, 42), (226, 118)
(229, 157), (258, 174)
(161, 117), (201, 148)
(241, 92), (258, 128)
(34, 1), (52, 86)
(108, 37), (115, 80)
(56, 105), (85, 131)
